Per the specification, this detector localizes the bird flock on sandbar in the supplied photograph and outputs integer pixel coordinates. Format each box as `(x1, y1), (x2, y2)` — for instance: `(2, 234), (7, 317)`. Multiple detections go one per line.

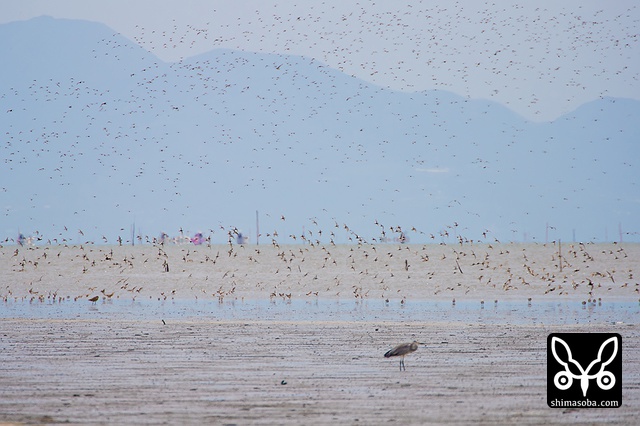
(1, 224), (637, 307)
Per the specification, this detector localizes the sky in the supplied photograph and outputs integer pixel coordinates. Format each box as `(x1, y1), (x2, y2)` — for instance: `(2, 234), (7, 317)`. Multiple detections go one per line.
(2, 0), (639, 122)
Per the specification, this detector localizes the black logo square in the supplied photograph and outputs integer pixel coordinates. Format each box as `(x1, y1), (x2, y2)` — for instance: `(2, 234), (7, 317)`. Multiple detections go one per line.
(547, 333), (622, 408)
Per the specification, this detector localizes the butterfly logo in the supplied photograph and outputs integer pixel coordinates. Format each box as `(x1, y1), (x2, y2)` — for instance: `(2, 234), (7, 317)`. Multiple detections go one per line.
(551, 336), (618, 397)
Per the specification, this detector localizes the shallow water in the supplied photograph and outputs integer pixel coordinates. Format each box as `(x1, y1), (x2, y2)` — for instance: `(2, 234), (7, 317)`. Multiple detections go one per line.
(2, 298), (638, 325)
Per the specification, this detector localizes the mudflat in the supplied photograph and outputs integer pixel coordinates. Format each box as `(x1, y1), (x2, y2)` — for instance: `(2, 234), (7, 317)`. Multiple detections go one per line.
(1, 317), (637, 425)
(1, 243), (638, 424)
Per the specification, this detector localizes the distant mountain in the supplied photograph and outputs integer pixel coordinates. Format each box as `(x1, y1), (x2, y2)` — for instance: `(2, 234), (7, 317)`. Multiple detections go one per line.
(1, 16), (638, 244)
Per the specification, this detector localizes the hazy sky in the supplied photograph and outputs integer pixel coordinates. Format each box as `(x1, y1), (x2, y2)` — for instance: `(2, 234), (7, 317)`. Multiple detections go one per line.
(2, 0), (639, 121)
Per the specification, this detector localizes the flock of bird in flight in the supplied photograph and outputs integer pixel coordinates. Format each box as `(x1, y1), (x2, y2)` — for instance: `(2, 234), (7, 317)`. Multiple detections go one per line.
(4, 233), (636, 307)
(1, 3), (638, 244)
(126, 2), (639, 120)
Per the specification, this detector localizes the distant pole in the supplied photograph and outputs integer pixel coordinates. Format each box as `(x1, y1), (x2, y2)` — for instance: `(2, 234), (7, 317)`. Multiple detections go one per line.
(256, 210), (260, 245)
(545, 222), (548, 243)
(558, 239), (562, 272)
(131, 222), (135, 246)
(619, 223), (623, 243)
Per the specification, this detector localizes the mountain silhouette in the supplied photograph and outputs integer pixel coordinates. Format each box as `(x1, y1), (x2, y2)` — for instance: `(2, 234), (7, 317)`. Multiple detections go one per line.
(1, 16), (638, 244)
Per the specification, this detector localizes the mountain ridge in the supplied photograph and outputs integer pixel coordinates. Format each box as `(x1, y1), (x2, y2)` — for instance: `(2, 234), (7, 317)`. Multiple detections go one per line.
(1, 16), (638, 243)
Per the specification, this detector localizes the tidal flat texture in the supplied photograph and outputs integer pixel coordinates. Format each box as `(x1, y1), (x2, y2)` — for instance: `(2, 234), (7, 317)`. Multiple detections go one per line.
(1, 243), (638, 424)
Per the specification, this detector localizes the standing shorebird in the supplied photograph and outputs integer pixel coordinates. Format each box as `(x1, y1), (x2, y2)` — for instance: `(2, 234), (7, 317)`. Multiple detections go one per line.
(384, 341), (425, 371)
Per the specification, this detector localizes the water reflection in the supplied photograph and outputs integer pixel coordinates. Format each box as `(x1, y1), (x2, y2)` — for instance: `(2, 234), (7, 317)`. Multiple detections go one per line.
(2, 298), (638, 325)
